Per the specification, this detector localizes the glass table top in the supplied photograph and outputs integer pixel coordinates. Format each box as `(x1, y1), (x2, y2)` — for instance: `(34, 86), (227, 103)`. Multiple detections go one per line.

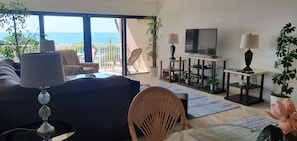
(164, 124), (260, 141)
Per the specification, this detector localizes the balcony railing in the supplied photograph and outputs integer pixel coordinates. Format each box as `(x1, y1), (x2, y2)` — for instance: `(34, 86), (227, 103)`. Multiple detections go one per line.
(1, 43), (146, 74)
(56, 43), (121, 68)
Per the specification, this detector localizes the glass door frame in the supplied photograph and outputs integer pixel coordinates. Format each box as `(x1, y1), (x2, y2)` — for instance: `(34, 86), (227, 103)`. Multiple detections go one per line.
(30, 11), (146, 75)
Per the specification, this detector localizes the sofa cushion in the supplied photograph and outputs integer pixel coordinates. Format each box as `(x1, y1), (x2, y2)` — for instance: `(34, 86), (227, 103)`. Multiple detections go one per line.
(0, 73), (140, 140)
(0, 59), (15, 67)
(0, 62), (21, 89)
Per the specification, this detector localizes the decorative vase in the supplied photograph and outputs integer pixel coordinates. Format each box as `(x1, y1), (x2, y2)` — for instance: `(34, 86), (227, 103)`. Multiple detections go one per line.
(210, 84), (217, 91)
(270, 94), (288, 105)
(150, 67), (158, 77)
(209, 84), (213, 91)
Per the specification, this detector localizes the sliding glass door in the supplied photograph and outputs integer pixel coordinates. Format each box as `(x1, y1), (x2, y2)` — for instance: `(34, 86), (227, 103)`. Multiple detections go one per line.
(0, 11), (149, 75)
(90, 17), (121, 73)
(43, 15), (84, 62)
(125, 18), (149, 74)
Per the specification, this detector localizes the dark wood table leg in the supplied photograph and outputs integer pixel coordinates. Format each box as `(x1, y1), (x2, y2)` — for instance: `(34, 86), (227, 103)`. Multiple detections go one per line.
(246, 76), (250, 105)
(260, 74), (264, 100)
(226, 72), (230, 97)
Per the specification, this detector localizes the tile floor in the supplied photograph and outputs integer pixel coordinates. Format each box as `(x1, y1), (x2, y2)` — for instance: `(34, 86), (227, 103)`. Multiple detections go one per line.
(125, 73), (271, 128)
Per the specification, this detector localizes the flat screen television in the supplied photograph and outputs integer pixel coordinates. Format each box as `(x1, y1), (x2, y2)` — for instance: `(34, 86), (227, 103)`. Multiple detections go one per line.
(185, 28), (218, 57)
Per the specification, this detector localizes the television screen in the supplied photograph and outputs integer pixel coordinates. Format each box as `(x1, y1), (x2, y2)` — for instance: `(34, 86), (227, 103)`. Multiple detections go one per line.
(185, 28), (218, 57)
(185, 29), (197, 53)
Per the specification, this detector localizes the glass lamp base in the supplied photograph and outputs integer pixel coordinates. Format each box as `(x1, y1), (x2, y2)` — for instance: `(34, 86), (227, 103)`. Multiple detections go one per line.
(37, 122), (55, 140)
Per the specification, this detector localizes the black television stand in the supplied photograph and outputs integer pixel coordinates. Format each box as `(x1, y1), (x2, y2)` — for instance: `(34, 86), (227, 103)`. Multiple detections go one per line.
(177, 56), (227, 94)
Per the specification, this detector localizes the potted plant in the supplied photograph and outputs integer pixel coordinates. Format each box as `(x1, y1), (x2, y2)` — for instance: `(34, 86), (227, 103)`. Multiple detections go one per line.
(180, 71), (188, 84)
(0, 0), (36, 61)
(145, 16), (163, 77)
(271, 23), (297, 103)
(205, 75), (220, 91)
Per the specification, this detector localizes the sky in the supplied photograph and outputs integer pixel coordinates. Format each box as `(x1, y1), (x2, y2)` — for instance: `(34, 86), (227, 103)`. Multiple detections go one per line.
(0, 15), (118, 33)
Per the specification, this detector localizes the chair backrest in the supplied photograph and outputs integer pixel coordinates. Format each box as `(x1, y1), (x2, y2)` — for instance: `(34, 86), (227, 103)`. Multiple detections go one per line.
(128, 86), (192, 141)
(56, 50), (80, 65)
(128, 48), (142, 65)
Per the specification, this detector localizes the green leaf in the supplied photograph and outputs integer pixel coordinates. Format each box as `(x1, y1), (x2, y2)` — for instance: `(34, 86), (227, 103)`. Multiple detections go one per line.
(284, 132), (297, 141)
(256, 125), (284, 141)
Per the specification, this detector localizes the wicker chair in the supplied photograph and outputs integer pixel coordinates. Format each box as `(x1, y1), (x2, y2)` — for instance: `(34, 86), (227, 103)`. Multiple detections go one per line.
(128, 86), (193, 141)
(112, 48), (142, 73)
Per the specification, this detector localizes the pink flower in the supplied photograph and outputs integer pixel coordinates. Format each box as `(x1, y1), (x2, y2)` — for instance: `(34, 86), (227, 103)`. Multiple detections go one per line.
(266, 98), (297, 134)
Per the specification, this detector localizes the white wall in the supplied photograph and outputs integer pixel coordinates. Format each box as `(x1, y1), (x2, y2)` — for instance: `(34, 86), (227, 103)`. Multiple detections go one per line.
(157, 0), (297, 103)
(3, 0), (158, 16)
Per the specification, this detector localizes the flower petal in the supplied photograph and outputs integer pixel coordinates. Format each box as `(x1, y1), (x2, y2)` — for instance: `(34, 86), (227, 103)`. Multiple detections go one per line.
(265, 110), (279, 120)
(278, 121), (295, 134)
(275, 101), (287, 117)
(269, 103), (285, 119)
(288, 118), (297, 129)
(282, 98), (296, 109)
(291, 112), (297, 120)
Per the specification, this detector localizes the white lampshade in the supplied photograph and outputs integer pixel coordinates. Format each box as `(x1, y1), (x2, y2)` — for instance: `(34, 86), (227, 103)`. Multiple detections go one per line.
(21, 53), (65, 88)
(240, 34), (259, 49)
(168, 33), (179, 44)
(40, 40), (55, 53)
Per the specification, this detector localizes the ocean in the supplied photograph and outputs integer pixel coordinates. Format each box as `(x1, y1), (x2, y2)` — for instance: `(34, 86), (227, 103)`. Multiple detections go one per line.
(0, 32), (120, 44)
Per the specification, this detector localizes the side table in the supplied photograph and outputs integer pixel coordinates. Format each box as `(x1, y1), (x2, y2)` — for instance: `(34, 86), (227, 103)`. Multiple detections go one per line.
(1, 120), (75, 141)
(224, 68), (267, 106)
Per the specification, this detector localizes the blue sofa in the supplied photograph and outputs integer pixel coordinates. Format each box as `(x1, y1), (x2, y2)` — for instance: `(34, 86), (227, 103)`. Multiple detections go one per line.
(0, 59), (140, 140)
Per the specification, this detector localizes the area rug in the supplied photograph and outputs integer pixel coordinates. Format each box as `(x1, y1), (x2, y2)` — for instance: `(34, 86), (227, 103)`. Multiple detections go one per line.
(227, 115), (277, 130)
(152, 83), (239, 119)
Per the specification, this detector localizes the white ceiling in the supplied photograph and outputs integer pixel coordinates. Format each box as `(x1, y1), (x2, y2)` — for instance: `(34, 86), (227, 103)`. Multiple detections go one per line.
(105, 0), (158, 2)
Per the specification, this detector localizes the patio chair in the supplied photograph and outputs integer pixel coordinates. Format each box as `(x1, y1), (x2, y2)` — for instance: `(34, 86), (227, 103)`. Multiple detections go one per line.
(56, 50), (99, 76)
(112, 48), (142, 73)
(127, 86), (193, 141)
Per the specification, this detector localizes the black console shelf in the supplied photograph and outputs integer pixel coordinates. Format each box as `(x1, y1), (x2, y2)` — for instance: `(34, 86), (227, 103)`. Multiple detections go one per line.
(191, 65), (213, 69)
(177, 56), (227, 94)
(229, 83), (262, 89)
(160, 59), (187, 83)
(189, 74), (208, 79)
(225, 95), (264, 105)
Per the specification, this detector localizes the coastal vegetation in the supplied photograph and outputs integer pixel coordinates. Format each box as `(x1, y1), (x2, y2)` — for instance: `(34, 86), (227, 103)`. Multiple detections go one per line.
(0, 0), (36, 60)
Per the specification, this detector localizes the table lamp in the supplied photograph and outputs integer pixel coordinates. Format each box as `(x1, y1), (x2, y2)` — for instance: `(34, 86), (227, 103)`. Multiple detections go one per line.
(168, 33), (179, 60)
(240, 33), (259, 73)
(40, 40), (56, 53)
(20, 53), (65, 140)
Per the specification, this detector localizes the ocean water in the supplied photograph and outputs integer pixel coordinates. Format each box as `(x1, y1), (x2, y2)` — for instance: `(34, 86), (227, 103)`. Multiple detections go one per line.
(0, 32), (119, 44)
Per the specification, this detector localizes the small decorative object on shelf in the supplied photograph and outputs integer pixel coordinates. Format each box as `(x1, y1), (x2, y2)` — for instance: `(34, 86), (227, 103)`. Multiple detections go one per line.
(180, 71), (188, 84)
(238, 79), (247, 86)
(256, 98), (297, 141)
(205, 75), (220, 91)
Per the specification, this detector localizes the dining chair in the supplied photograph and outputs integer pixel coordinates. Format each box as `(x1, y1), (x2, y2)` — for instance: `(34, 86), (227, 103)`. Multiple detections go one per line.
(128, 86), (193, 141)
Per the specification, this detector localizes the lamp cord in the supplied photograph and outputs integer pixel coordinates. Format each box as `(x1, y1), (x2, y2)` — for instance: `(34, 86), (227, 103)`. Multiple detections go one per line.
(0, 128), (36, 137)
